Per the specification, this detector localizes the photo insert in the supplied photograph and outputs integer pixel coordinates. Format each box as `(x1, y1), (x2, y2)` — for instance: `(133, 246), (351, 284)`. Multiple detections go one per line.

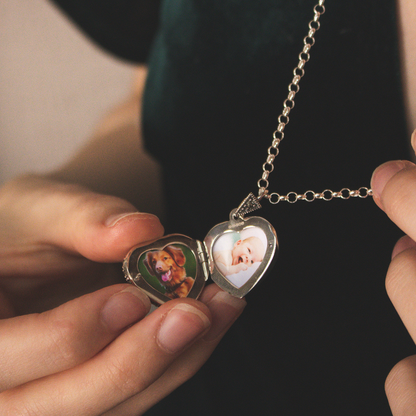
(213, 226), (267, 288)
(138, 244), (196, 299)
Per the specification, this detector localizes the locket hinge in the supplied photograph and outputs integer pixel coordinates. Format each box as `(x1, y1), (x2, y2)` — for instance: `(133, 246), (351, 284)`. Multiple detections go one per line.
(196, 240), (210, 281)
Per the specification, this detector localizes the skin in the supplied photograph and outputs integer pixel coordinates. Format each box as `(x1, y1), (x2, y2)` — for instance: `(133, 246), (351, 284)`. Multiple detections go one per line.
(380, 1), (416, 412)
(0, 173), (247, 416)
(371, 132), (416, 415)
(0, 69), (247, 415)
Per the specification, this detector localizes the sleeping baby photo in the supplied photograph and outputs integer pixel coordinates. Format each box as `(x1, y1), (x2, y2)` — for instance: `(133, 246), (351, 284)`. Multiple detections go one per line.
(213, 226), (267, 288)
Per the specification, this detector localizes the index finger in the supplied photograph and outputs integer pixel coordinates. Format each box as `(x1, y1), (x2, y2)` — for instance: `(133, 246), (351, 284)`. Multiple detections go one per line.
(371, 160), (416, 240)
(0, 298), (212, 416)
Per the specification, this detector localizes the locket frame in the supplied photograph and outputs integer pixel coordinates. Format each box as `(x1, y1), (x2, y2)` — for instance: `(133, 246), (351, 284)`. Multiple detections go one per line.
(203, 212), (278, 298)
(123, 234), (208, 305)
(123, 214), (278, 304)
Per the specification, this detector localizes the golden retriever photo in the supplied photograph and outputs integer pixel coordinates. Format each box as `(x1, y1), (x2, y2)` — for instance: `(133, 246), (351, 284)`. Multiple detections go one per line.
(143, 245), (195, 299)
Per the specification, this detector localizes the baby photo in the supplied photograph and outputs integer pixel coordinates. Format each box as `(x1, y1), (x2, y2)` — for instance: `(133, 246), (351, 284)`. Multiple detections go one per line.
(138, 244), (196, 299)
(212, 226), (267, 288)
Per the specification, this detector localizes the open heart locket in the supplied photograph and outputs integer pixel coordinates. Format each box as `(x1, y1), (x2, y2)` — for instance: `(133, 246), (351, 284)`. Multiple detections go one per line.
(123, 198), (278, 305)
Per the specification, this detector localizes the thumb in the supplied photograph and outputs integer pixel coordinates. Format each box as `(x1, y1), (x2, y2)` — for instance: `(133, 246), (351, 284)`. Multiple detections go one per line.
(0, 175), (164, 262)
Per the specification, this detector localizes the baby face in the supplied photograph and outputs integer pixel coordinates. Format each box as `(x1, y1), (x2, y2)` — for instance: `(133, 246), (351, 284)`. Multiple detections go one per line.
(231, 237), (264, 266)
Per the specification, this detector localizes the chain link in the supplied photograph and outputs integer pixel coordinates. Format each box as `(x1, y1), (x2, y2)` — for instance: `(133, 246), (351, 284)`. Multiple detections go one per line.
(255, 0), (372, 205)
(268, 187), (373, 204)
(257, 0), (326, 199)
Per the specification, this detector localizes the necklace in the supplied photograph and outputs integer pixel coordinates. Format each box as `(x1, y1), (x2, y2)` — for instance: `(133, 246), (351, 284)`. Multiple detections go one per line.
(123, 0), (372, 305)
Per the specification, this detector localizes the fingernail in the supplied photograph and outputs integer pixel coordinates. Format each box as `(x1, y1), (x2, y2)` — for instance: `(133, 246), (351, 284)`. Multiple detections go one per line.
(371, 161), (412, 200)
(203, 291), (246, 342)
(105, 212), (158, 227)
(101, 287), (151, 331)
(157, 304), (210, 353)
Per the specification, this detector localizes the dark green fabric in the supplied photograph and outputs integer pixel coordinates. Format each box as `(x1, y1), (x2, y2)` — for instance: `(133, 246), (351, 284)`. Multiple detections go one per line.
(50, 0), (160, 62)
(144, 2), (413, 415)
(52, 1), (413, 415)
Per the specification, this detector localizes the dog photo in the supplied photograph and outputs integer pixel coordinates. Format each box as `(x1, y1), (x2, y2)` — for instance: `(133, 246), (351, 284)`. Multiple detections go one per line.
(212, 226), (267, 288)
(138, 244), (196, 299)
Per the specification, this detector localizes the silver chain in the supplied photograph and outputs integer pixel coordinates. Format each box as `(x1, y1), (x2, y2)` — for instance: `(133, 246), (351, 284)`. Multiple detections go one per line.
(256, 0), (372, 204)
(268, 187), (373, 204)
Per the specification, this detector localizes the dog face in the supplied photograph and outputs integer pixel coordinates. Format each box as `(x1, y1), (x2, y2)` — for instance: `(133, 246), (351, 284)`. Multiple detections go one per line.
(144, 245), (186, 285)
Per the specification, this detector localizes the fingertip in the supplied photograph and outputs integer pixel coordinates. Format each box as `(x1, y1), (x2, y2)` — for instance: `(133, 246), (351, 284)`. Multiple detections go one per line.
(106, 211), (164, 249)
(156, 302), (211, 354)
(200, 287), (246, 342)
(104, 209), (164, 240)
(385, 355), (416, 416)
(31, 184), (165, 263)
(370, 160), (416, 212)
(101, 286), (151, 332)
(81, 211), (164, 262)
(105, 212), (161, 228)
(392, 235), (416, 260)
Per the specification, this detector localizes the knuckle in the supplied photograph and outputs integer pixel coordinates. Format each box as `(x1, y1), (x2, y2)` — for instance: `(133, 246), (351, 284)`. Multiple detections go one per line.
(104, 357), (149, 397)
(45, 316), (82, 369)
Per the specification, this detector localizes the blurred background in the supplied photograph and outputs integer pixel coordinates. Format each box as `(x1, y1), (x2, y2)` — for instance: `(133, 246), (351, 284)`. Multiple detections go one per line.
(0, 0), (138, 185)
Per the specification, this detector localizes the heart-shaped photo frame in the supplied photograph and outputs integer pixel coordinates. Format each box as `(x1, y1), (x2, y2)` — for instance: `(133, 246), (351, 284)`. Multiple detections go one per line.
(204, 212), (278, 298)
(123, 234), (208, 305)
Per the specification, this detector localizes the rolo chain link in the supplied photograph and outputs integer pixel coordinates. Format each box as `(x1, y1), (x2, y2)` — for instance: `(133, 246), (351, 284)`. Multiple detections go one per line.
(257, 0), (372, 204)
(268, 187), (373, 204)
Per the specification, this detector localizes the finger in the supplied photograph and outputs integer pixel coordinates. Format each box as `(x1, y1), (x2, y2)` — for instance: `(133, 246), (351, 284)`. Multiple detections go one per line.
(385, 355), (416, 416)
(0, 175), (164, 263)
(0, 284), (150, 391)
(392, 235), (416, 259)
(0, 298), (212, 416)
(386, 244), (416, 342)
(104, 285), (247, 416)
(371, 160), (416, 241)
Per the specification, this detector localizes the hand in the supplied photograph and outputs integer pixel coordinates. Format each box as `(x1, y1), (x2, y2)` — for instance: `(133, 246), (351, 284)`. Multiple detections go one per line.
(0, 175), (246, 415)
(0, 174), (164, 314)
(371, 131), (416, 414)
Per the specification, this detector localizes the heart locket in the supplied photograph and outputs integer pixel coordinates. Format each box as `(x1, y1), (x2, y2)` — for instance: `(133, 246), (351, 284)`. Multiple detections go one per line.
(123, 210), (278, 305)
